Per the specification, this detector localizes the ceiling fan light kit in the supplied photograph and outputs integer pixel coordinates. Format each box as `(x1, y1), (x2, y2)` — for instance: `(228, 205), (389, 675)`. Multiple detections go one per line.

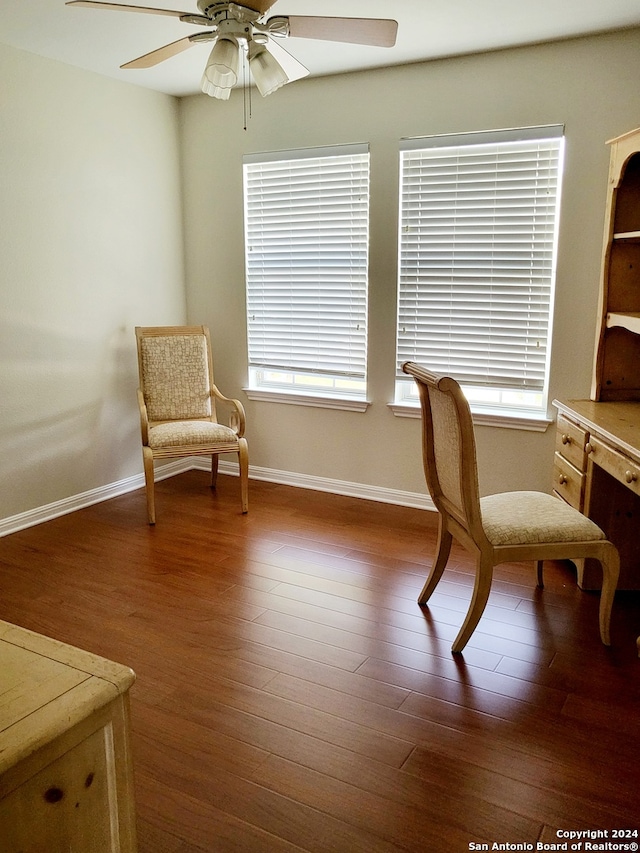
(65, 0), (398, 101)
(248, 40), (288, 97)
(201, 36), (240, 97)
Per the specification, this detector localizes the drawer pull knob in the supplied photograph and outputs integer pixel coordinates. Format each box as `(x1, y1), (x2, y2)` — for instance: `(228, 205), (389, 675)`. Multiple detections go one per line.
(558, 474), (568, 485)
(561, 433), (571, 445)
(585, 442), (593, 455)
(625, 470), (638, 484)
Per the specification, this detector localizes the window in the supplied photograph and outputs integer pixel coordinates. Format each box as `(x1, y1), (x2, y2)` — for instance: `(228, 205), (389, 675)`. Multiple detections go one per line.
(243, 144), (370, 410)
(395, 126), (564, 422)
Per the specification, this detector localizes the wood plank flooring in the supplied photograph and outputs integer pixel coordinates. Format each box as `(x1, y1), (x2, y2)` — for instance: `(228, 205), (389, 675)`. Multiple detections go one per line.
(1, 471), (639, 851)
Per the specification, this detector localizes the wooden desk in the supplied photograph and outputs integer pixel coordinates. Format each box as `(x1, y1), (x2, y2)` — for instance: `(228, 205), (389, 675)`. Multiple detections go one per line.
(0, 621), (137, 852)
(552, 399), (640, 590)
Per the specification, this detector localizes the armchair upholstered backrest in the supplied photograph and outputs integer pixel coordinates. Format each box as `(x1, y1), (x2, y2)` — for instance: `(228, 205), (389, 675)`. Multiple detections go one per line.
(138, 332), (215, 422)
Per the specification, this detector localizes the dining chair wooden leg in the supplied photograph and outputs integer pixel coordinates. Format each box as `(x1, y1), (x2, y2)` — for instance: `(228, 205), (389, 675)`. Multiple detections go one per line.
(418, 516), (452, 605)
(536, 560), (544, 588)
(452, 553), (493, 653)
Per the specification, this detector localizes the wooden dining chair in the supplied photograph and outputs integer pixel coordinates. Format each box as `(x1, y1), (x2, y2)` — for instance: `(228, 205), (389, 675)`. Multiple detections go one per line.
(402, 361), (619, 653)
(135, 325), (248, 524)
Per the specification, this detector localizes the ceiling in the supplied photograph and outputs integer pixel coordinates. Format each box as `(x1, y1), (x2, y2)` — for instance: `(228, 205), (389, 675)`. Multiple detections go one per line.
(2, 0), (640, 98)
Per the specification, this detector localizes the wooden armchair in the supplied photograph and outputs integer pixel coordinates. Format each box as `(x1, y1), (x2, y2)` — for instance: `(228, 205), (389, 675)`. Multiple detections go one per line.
(135, 325), (248, 524)
(402, 362), (619, 653)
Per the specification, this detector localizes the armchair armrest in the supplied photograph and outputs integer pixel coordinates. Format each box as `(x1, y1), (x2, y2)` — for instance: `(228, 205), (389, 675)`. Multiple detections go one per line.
(211, 385), (246, 438)
(137, 389), (149, 445)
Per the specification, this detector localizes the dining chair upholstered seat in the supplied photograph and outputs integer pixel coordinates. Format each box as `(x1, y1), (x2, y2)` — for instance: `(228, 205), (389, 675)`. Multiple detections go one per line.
(402, 361), (619, 654)
(480, 491), (607, 546)
(135, 325), (248, 524)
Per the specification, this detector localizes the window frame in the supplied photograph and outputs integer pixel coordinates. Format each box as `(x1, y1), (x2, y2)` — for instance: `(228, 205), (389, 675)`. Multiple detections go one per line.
(243, 143), (371, 411)
(394, 125), (565, 426)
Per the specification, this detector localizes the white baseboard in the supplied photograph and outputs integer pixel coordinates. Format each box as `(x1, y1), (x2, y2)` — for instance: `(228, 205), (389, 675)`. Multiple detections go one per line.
(0, 460), (187, 538)
(205, 458), (435, 512)
(0, 459), (434, 538)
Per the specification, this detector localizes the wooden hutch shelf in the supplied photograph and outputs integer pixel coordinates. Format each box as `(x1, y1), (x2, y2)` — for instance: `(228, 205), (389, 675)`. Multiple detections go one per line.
(606, 311), (640, 334)
(591, 127), (640, 401)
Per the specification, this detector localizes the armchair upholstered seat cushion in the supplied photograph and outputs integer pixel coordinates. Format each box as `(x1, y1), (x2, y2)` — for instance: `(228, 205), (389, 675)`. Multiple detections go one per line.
(148, 421), (239, 449)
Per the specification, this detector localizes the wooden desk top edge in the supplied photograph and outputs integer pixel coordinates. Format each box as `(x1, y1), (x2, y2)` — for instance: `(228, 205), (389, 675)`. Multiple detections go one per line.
(0, 620), (135, 694)
(553, 398), (640, 465)
(0, 621), (136, 778)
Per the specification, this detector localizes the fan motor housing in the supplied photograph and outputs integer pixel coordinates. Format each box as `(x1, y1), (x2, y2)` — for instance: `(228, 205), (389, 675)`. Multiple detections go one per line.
(197, 1), (225, 16)
(197, 1), (262, 21)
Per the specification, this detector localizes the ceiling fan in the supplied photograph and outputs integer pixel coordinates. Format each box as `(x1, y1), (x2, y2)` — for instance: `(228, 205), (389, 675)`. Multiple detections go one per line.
(66, 1), (398, 100)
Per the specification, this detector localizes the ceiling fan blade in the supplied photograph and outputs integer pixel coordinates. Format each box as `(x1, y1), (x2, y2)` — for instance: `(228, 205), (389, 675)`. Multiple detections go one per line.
(66, 1), (194, 18)
(285, 16), (398, 48)
(121, 35), (202, 69)
(264, 37), (309, 83)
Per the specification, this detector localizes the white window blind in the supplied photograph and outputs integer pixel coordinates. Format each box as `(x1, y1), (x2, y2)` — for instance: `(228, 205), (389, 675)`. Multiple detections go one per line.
(396, 126), (564, 409)
(244, 144), (370, 399)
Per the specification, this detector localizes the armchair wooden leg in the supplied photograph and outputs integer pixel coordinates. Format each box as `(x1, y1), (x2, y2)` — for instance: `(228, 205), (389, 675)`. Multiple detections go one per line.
(418, 515), (452, 605)
(598, 543), (620, 646)
(142, 448), (156, 525)
(238, 438), (249, 514)
(536, 560), (544, 588)
(452, 553), (493, 654)
(210, 455), (219, 489)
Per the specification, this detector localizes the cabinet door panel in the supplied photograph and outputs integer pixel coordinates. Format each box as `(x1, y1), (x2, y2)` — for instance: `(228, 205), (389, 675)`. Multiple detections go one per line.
(0, 724), (118, 853)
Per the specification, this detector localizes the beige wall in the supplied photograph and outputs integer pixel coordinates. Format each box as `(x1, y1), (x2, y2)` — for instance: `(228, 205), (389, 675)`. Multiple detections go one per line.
(180, 28), (640, 499)
(0, 43), (186, 520)
(2, 28), (640, 526)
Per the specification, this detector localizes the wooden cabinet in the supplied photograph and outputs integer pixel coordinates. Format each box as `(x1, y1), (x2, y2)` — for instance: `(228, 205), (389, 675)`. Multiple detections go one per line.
(0, 621), (137, 852)
(592, 126), (640, 401)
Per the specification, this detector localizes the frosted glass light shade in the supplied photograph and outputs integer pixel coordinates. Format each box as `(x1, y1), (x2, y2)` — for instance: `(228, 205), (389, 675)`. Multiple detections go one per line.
(201, 38), (239, 97)
(201, 79), (232, 99)
(249, 44), (288, 97)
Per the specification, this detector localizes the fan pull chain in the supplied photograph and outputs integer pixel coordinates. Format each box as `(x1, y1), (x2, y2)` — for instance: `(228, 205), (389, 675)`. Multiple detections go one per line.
(242, 45), (252, 131)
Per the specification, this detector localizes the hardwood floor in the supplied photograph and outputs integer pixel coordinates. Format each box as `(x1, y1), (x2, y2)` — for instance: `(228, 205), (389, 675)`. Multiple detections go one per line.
(1, 471), (639, 851)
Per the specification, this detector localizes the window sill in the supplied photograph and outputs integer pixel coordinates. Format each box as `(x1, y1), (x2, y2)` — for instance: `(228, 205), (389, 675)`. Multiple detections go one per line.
(389, 402), (552, 432)
(244, 388), (370, 413)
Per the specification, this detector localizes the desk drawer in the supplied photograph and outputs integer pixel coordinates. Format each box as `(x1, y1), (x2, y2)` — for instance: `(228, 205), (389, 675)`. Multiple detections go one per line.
(588, 436), (640, 498)
(553, 452), (585, 509)
(555, 414), (588, 470)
